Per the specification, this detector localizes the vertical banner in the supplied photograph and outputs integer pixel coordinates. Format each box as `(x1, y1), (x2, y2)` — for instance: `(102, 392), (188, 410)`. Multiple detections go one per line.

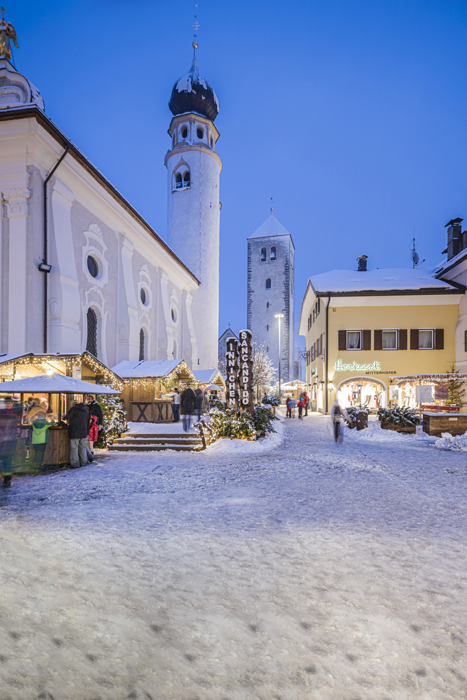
(238, 329), (254, 414)
(225, 337), (239, 409)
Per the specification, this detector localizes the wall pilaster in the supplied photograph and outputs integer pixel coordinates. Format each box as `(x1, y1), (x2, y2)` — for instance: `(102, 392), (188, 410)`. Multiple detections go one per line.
(3, 186), (30, 353)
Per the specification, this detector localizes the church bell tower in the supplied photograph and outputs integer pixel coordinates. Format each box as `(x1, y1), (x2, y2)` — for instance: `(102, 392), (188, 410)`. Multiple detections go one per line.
(165, 40), (222, 370)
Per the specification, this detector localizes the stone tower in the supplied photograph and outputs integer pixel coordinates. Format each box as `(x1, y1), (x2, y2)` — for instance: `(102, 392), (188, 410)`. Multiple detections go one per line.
(247, 214), (295, 383)
(165, 46), (221, 370)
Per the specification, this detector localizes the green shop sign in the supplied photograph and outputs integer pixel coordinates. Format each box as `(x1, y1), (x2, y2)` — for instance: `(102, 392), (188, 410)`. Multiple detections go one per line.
(334, 359), (381, 372)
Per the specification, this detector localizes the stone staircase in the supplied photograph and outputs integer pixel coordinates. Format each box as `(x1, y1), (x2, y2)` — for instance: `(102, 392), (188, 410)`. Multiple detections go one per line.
(109, 431), (204, 453)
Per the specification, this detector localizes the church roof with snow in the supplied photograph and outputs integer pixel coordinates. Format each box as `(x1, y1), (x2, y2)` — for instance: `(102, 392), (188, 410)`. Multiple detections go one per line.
(248, 214), (294, 246)
(169, 50), (219, 122)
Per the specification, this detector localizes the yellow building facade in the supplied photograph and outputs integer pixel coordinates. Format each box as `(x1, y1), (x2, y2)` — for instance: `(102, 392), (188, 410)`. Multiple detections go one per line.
(299, 268), (463, 413)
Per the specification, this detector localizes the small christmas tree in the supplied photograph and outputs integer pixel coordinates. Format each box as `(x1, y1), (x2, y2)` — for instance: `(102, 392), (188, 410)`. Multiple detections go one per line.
(446, 366), (466, 408)
(96, 394), (128, 447)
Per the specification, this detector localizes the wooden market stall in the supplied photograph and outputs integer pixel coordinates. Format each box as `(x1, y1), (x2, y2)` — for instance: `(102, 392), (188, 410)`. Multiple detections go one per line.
(0, 373), (120, 467)
(193, 369), (226, 400)
(112, 359), (197, 422)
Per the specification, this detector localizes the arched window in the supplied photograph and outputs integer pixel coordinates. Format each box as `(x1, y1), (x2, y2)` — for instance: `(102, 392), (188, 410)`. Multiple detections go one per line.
(183, 171), (190, 187)
(139, 328), (145, 361)
(175, 172), (182, 189)
(181, 126), (188, 139)
(174, 168), (190, 190)
(86, 308), (97, 357)
(197, 127), (204, 139)
(270, 246), (276, 260)
(265, 278), (271, 289)
(261, 247), (266, 262)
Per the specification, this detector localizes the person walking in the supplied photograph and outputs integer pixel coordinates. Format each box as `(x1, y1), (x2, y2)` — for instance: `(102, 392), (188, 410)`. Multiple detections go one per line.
(180, 385), (195, 432)
(0, 397), (18, 487)
(330, 400), (348, 444)
(172, 388), (180, 422)
(64, 400), (90, 468)
(194, 388), (203, 423)
(298, 397), (304, 419)
(85, 395), (103, 458)
(289, 397), (296, 418)
(30, 410), (52, 469)
(286, 397), (291, 418)
(304, 391), (309, 416)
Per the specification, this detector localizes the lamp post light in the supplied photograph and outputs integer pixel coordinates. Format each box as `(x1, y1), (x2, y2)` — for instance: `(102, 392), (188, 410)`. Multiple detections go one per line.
(275, 313), (284, 398)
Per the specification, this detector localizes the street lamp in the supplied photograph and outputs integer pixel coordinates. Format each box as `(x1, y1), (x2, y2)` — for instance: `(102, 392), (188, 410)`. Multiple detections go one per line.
(275, 313), (284, 398)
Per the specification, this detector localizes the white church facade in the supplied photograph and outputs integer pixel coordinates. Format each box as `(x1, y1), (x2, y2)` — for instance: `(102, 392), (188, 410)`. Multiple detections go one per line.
(0, 24), (221, 372)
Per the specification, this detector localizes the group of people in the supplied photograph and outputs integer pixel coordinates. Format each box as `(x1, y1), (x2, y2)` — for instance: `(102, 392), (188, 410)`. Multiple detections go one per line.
(285, 392), (309, 419)
(0, 394), (104, 487)
(172, 386), (211, 432)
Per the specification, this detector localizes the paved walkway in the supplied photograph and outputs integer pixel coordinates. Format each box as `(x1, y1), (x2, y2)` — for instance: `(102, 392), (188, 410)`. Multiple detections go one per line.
(0, 414), (466, 699)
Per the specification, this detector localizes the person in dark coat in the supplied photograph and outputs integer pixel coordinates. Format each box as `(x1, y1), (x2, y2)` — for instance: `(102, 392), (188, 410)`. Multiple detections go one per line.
(64, 401), (90, 468)
(180, 386), (195, 432)
(194, 388), (203, 423)
(0, 397), (18, 487)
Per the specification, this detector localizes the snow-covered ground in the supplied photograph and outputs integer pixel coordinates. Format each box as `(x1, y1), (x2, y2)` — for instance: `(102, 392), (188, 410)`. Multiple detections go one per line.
(1, 413), (466, 699)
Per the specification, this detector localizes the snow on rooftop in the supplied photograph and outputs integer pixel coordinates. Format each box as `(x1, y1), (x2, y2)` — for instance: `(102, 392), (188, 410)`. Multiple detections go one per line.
(111, 359), (183, 379)
(310, 268), (457, 294)
(248, 213), (291, 240)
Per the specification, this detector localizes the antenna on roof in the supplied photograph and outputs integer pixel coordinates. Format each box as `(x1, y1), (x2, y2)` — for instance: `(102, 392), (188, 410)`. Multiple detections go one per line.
(411, 237), (425, 269)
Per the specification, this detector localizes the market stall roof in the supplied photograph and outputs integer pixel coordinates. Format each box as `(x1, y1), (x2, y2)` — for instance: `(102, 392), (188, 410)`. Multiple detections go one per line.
(393, 373), (467, 383)
(193, 369), (225, 386)
(0, 353), (34, 363)
(111, 359), (196, 381)
(0, 373), (120, 394)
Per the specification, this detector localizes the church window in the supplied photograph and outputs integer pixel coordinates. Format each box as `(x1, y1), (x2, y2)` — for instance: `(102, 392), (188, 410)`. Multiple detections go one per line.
(181, 126), (188, 139)
(266, 324), (269, 331)
(172, 133), (175, 148)
(171, 307), (178, 323)
(175, 172), (183, 189)
(140, 287), (148, 306)
(270, 246), (276, 260)
(86, 308), (98, 357)
(87, 255), (99, 278)
(210, 135), (214, 148)
(267, 302), (269, 308)
(197, 127), (204, 139)
(139, 328), (145, 361)
(183, 171), (190, 187)
(265, 278), (271, 289)
(261, 247), (266, 262)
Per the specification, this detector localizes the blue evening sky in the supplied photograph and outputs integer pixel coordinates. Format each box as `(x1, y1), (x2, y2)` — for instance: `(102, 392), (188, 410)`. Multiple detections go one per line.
(11, 0), (467, 355)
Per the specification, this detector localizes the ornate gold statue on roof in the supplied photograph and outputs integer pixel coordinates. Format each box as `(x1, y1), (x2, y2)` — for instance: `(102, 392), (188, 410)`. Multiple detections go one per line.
(0, 7), (18, 61)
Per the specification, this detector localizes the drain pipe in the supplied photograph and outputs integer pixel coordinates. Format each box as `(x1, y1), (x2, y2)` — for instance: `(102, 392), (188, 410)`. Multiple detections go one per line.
(40, 145), (70, 352)
(325, 294), (331, 414)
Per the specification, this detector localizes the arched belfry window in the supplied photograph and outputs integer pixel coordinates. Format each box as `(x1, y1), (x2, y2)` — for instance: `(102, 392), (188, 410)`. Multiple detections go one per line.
(261, 247), (266, 262)
(139, 328), (145, 361)
(86, 308), (98, 357)
(265, 278), (271, 289)
(175, 172), (182, 189)
(270, 246), (276, 260)
(183, 171), (190, 187)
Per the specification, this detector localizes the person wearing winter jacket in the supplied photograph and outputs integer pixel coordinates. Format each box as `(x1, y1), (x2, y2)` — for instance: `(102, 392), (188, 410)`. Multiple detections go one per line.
(0, 397), (18, 487)
(180, 386), (195, 432)
(194, 388), (203, 422)
(298, 397), (304, 419)
(172, 388), (180, 422)
(64, 401), (91, 468)
(31, 411), (52, 469)
(85, 395), (103, 456)
(330, 401), (349, 443)
(304, 392), (309, 416)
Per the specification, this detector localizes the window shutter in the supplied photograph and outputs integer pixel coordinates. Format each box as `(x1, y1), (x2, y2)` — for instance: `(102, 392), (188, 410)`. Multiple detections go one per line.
(399, 329), (407, 350)
(374, 330), (382, 351)
(435, 328), (444, 350)
(410, 329), (419, 350)
(363, 330), (371, 351)
(338, 330), (346, 351)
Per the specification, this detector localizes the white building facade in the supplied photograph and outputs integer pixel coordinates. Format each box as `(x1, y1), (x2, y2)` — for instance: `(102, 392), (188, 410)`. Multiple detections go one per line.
(0, 44), (220, 370)
(247, 214), (295, 382)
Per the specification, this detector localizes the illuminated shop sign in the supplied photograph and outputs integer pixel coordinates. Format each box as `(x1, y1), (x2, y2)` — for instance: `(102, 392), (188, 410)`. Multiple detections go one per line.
(335, 359), (381, 371)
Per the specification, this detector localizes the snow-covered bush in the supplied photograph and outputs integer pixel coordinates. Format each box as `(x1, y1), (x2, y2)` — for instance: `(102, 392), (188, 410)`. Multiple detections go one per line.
(254, 405), (279, 438)
(261, 395), (281, 407)
(377, 406), (421, 427)
(96, 394), (128, 447)
(209, 408), (256, 439)
(435, 431), (467, 452)
(346, 405), (369, 428)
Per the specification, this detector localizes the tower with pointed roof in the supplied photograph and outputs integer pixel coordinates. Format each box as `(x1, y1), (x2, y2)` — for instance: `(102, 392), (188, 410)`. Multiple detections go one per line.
(165, 39), (221, 370)
(247, 213), (295, 383)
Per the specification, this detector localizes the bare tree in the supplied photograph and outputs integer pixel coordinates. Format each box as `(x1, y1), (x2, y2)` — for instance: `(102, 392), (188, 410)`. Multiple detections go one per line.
(252, 341), (278, 400)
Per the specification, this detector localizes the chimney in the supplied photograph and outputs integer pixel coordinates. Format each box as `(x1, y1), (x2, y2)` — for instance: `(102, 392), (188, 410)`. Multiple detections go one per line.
(357, 255), (368, 272)
(445, 218), (463, 260)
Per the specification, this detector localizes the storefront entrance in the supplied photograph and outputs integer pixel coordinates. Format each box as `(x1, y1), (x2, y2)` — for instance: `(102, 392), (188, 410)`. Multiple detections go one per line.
(337, 377), (387, 410)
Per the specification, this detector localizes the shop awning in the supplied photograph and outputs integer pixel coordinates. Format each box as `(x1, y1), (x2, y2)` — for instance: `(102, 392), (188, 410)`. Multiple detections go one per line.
(392, 373), (467, 383)
(0, 374), (120, 394)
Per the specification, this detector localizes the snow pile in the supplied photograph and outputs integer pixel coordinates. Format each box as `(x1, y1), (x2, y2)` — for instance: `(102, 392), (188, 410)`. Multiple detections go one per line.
(207, 415), (285, 455)
(435, 431), (467, 452)
(345, 421), (408, 443)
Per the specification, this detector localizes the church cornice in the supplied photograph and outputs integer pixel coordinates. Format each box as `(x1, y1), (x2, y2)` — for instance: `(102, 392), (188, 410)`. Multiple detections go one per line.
(0, 106), (200, 286)
(164, 143), (222, 169)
